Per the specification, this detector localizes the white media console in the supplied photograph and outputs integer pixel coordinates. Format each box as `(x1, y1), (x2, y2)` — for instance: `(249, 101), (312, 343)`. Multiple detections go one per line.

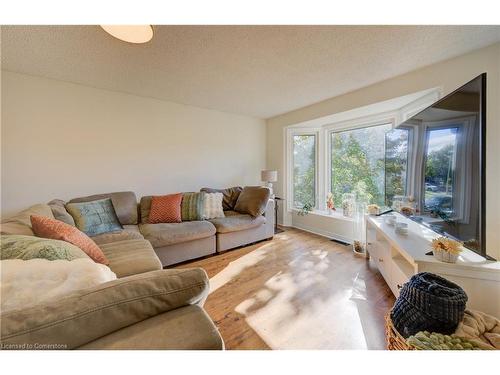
(366, 213), (500, 317)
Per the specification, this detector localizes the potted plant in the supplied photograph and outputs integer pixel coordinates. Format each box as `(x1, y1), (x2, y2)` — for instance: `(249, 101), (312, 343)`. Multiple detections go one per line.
(431, 236), (462, 263)
(297, 202), (314, 216)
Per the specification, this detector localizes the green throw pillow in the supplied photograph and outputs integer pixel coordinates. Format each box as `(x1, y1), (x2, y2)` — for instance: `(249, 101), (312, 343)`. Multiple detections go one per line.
(181, 192), (206, 221)
(0, 234), (89, 261)
(66, 198), (123, 236)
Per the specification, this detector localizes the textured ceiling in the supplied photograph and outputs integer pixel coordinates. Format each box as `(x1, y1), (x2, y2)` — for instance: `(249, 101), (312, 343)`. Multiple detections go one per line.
(2, 25), (499, 118)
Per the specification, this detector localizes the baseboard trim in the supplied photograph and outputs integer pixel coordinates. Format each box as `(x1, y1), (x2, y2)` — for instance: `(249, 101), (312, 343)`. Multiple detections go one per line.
(291, 223), (353, 245)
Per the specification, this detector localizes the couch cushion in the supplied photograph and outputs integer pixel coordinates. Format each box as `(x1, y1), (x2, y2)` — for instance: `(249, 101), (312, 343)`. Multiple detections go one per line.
(0, 268), (208, 349)
(0, 204), (54, 236)
(79, 305), (223, 350)
(68, 191), (138, 225)
(139, 221), (216, 248)
(99, 239), (162, 278)
(90, 225), (144, 245)
(48, 199), (76, 226)
(209, 211), (266, 233)
(201, 186), (242, 211)
(234, 186), (271, 217)
(140, 196), (153, 224)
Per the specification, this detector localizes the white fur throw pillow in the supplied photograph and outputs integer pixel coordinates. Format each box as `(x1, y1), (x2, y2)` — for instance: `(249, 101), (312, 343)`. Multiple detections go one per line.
(203, 193), (225, 219)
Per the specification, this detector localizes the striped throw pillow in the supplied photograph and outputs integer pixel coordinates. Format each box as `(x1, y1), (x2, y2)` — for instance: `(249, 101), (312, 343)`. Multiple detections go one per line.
(203, 193), (225, 220)
(181, 192), (206, 221)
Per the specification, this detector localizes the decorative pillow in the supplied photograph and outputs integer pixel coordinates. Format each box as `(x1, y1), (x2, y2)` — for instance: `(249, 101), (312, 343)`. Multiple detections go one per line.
(181, 192), (206, 221)
(200, 186), (243, 211)
(148, 193), (183, 224)
(234, 186), (271, 218)
(203, 193), (225, 219)
(66, 198), (122, 236)
(30, 215), (109, 264)
(1, 234), (89, 261)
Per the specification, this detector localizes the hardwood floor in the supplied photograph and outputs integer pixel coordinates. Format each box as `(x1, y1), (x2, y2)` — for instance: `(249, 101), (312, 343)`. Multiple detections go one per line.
(175, 227), (395, 349)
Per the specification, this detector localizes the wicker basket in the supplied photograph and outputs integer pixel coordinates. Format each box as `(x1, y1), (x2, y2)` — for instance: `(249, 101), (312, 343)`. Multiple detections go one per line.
(385, 313), (415, 350)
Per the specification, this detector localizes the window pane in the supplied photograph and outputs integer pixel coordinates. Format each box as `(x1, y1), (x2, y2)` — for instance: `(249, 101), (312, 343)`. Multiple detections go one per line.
(293, 135), (316, 208)
(330, 124), (392, 207)
(385, 128), (410, 207)
(424, 127), (458, 217)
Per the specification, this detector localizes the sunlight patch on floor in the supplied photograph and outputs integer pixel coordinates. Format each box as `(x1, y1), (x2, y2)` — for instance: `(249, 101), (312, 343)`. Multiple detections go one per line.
(208, 242), (273, 294)
(234, 270), (368, 349)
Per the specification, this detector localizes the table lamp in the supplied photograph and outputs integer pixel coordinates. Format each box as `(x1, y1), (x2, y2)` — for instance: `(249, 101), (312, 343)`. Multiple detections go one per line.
(261, 170), (278, 197)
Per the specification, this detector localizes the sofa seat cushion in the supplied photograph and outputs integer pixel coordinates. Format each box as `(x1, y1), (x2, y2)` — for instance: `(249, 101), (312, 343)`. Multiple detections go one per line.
(91, 225), (144, 245)
(209, 211), (266, 233)
(139, 221), (216, 248)
(79, 305), (223, 350)
(99, 239), (162, 278)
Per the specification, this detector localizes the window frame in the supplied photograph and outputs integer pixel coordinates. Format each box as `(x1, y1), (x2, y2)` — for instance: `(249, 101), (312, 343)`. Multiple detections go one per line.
(283, 87), (441, 218)
(287, 128), (320, 211)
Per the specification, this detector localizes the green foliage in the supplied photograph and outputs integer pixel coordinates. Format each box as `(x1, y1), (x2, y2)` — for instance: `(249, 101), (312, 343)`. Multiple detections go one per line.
(331, 131), (383, 207)
(425, 144), (454, 190)
(385, 129), (409, 205)
(293, 135), (316, 208)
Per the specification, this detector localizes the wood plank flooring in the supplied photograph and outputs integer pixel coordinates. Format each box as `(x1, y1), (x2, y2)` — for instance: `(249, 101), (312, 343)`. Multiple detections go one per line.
(175, 227), (395, 349)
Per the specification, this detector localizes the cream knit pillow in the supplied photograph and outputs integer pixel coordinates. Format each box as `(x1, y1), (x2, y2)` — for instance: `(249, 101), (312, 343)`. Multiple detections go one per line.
(203, 193), (225, 219)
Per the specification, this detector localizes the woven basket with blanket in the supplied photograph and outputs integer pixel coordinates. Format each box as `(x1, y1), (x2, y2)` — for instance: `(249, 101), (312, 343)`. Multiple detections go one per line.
(386, 272), (500, 350)
(391, 272), (468, 338)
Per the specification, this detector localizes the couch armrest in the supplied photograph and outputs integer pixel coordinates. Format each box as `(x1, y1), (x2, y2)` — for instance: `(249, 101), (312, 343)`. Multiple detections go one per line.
(0, 268), (209, 349)
(263, 199), (275, 238)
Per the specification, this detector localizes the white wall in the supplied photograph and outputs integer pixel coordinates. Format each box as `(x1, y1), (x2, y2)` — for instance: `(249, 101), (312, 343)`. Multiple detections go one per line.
(1, 72), (266, 217)
(267, 43), (500, 259)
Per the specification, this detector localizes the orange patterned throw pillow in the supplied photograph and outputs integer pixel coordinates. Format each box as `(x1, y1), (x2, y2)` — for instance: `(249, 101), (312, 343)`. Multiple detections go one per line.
(149, 193), (183, 224)
(30, 214), (109, 265)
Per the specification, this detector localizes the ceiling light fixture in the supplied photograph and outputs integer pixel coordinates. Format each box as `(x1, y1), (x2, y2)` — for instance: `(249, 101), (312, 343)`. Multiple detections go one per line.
(100, 25), (153, 44)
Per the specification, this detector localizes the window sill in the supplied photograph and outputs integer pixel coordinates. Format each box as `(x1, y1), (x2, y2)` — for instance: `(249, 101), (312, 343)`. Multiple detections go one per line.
(291, 208), (355, 222)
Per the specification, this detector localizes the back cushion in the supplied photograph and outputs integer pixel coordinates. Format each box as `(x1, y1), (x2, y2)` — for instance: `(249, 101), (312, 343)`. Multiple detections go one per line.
(200, 186), (243, 211)
(234, 186), (271, 218)
(0, 204), (54, 236)
(148, 194), (183, 224)
(68, 191), (138, 225)
(140, 196), (153, 224)
(48, 199), (76, 226)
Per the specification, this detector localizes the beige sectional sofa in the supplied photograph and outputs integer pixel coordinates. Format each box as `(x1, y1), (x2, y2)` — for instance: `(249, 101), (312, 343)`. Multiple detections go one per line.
(51, 190), (274, 267)
(1, 188), (274, 349)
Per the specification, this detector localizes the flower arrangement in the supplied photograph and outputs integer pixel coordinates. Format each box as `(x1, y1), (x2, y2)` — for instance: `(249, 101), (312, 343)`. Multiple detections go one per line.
(326, 193), (336, 213)
(431, 237), (462, 263)
(367, 204), (379, 215)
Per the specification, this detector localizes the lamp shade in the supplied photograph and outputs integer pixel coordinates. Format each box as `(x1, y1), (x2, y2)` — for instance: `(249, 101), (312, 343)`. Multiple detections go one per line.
(261, 170), (278, 182)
